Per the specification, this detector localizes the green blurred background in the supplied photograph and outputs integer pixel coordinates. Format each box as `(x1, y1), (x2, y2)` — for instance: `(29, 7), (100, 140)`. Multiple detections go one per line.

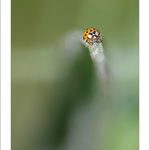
(12, 0), (139, 150)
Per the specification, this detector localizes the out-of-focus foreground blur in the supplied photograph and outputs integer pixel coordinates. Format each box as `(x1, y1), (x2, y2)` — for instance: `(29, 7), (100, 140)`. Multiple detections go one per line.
(12, 0), (139, 150)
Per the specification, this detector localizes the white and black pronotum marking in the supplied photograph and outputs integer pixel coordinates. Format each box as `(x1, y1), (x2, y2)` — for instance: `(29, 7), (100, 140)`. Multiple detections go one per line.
(87, 30), (99, 40)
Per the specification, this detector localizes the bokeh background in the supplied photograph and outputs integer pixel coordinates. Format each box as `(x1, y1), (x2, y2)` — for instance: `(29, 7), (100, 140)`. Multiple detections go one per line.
(12, 0), (139, 150)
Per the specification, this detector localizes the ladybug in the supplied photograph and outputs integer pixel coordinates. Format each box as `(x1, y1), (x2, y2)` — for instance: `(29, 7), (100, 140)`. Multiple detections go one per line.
(83, 28), (102, 45)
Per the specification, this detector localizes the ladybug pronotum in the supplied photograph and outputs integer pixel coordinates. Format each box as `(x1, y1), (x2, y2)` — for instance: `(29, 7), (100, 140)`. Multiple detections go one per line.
(83, 28), (102, 45)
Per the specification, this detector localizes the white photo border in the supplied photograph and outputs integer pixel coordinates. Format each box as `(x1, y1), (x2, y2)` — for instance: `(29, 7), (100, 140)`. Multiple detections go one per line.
(1, 0), (11, 149)
(139, 0), (149, 150)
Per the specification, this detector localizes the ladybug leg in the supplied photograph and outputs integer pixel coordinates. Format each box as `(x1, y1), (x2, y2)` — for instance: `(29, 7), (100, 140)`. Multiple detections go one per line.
(86, 39), (94, 45)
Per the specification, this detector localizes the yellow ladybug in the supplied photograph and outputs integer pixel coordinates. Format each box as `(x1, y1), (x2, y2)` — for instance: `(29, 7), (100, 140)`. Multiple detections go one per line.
(83, 28), (102, 45)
